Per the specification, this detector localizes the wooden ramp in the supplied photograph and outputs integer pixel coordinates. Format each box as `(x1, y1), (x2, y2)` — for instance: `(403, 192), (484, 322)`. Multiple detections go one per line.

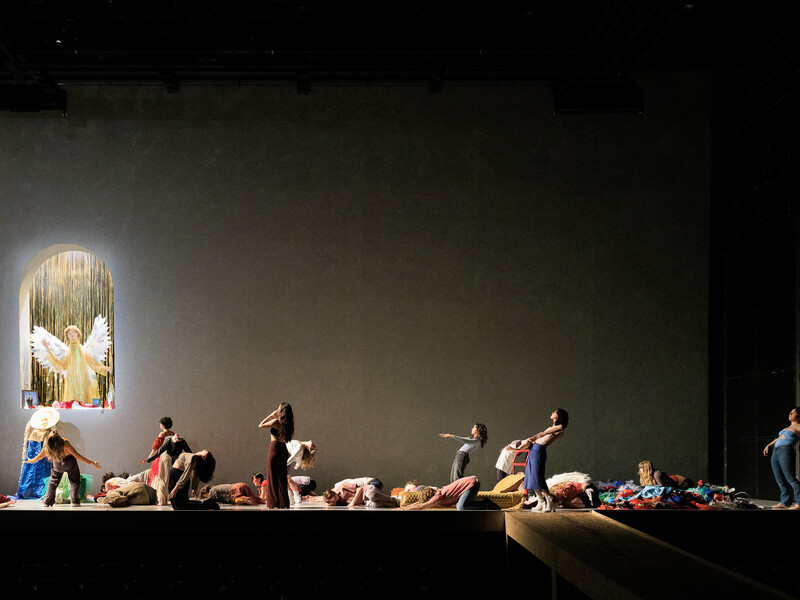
(505, 511), (791, 600)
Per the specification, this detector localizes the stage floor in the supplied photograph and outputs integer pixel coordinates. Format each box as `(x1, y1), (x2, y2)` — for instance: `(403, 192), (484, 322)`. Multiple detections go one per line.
(8, 497), (401, 511)
(3, 497), (779, 510)
(6, 497), (521, 511)
(0, 498), (794, 598)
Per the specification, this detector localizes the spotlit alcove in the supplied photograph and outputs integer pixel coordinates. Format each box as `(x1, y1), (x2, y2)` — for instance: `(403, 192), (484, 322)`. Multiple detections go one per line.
(20, 245), (115, 410)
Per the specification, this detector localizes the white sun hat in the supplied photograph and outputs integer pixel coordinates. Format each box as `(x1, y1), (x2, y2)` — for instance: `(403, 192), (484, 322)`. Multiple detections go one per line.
(29, 407), (60, 430)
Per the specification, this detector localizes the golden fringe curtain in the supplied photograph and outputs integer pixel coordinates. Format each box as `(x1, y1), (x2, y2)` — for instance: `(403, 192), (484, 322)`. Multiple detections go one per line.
(29, 251), (114, 407)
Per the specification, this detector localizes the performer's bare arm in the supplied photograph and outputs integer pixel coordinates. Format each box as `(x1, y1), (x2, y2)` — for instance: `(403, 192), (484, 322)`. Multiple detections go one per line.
(64, 440), (101, 468)
(24, 448), (46, 464)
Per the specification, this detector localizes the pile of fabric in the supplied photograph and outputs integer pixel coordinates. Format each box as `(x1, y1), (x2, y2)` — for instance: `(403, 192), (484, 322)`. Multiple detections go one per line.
(593, 480), (752, 510)
(546, 472), (601, 508)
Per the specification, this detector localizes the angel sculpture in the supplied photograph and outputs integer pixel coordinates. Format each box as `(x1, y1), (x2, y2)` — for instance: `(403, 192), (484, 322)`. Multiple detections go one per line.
(30, 315), (112, 407)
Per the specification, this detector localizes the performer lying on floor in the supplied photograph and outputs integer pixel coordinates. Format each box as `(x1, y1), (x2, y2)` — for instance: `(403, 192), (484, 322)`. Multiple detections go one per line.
(199, 483), (262, 505)
(397, 476), (481, 511)
(253, 473), (316, 501)
(321, 480), (398, 508)
(101, 469), (150, 491)
(96, 482), (157, 507)
(638, 461), (695, 489)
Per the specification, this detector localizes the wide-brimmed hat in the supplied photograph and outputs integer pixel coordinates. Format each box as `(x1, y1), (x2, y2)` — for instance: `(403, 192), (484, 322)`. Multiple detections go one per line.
(29, 407), (60, 429)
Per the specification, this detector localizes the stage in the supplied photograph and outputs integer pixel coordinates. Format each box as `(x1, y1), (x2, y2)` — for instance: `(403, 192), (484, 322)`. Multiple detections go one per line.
(0, 499), (795, 598)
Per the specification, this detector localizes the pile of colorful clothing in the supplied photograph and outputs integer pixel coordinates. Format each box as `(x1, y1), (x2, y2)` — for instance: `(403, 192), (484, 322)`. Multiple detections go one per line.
(593, 480), (753, 510)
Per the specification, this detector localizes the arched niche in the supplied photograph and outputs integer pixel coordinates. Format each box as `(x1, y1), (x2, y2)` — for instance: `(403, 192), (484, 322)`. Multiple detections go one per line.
(20, 245), (115, 409)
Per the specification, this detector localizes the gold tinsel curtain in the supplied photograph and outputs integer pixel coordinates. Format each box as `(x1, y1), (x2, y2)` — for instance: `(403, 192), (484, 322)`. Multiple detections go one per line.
(29, 251), (114, 406)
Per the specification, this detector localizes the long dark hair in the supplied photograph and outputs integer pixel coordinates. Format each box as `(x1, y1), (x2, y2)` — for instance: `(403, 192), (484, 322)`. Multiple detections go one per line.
(474, 423), (488, 447)
(274, 402), (295, 442)
(194, 452), (216, 483)
(554, 408), (569, 429)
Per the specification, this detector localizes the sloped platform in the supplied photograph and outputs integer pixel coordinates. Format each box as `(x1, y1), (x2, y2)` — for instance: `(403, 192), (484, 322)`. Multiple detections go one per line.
(506, 510), (795, 599)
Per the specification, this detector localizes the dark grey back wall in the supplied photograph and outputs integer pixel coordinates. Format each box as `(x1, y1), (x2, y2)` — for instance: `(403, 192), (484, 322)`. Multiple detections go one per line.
(0, 73), (709, 494)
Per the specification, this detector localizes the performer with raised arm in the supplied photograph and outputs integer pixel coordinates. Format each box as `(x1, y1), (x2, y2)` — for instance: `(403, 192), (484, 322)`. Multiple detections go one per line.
(30, 315), (112, 407)
(258, 403), (295, 508)
(763, 407), (800, 509)
(520, 408), (568, 512)
(25, 429), (101, 506)
(439, 423), (488, 482)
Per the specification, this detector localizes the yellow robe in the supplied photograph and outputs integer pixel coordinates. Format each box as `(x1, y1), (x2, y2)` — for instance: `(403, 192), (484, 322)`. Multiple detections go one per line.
(47, 339), (109, 405)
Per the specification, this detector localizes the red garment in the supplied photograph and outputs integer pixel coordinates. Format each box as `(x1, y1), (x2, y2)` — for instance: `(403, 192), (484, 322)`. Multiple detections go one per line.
(551, 481), (586, 502)
(231, 482), (262, 505)
(147, 436), (165, 487)
(433, 476), (478, 507)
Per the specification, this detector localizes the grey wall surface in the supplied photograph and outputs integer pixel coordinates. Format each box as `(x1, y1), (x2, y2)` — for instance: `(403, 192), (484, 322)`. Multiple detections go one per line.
(0, 73), (710, 495)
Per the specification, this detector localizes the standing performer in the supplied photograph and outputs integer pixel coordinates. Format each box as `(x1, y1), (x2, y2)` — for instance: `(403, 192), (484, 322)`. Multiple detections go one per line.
(140, 416), (174, 483)
(17, 407), (63, 499)
(763, 407), (800, 509)
(30, 316), (112, 407)
(521, 408), (568, 512)
(138, 417), (187, 505)
(439, 423), (488, 483)
(258, 403), (295, 508)
(25, 429), (101, 506)
(495, 439), (528, 482)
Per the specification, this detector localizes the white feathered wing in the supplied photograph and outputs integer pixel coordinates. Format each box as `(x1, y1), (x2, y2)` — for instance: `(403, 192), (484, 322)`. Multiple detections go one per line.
(30, 326), (68, 374)
(84, 315), (112, 365)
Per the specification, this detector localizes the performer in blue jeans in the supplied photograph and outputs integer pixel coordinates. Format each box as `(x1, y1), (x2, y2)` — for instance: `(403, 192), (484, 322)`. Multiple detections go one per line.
(763, 407), (800, 509)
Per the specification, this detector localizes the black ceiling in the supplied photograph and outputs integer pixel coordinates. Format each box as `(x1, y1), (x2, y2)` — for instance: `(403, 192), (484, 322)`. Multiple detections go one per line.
(1, 0), (717, 91)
